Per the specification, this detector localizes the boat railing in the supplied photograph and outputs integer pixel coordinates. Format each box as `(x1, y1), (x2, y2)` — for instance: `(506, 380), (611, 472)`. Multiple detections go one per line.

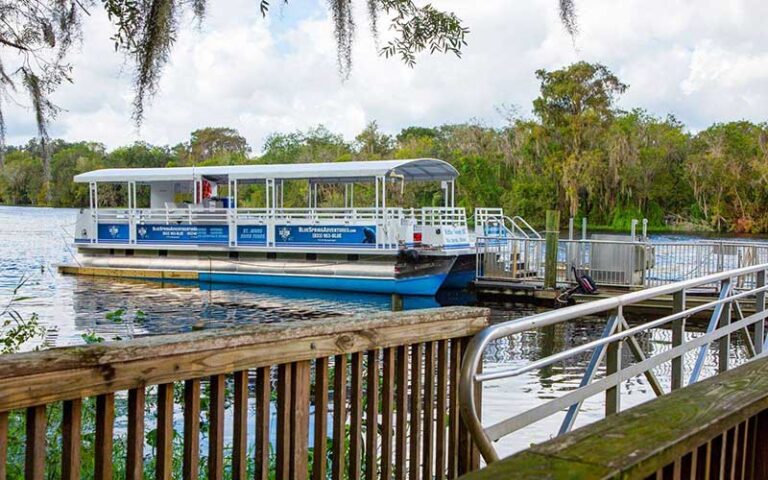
(460, 262), (768, 463)
(92, 207), (470, 225)
(414, 207), (468, 227)
(267, 207), (403, 223)
(94, 207), (411, 225)
(93, 208), (131, 222)
(135, 208), (230, 224)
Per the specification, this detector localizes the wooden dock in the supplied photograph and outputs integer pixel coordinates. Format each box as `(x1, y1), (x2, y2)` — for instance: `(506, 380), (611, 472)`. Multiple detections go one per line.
(58, 264), (198, 281)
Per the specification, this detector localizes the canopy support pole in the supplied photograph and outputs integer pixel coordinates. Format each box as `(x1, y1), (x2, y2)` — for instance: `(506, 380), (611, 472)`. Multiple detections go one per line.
(266, 178), (275, 212)
(128, 181), (137, 244)
(381, 176), (387, 248)
(89, 182), (98, 244)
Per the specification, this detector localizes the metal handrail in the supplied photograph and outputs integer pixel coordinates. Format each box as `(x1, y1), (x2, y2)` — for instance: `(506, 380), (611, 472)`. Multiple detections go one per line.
(508, 215), (541, 239)
(459, 262), (768, 463)
(474, 208), (531, 239)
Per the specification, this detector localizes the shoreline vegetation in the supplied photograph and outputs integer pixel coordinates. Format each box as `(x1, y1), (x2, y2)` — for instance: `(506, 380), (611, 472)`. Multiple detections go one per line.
(2, 62), (767, 234)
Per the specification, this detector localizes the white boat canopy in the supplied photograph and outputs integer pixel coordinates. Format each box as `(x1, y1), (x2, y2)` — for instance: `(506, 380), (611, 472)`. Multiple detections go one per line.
(74, 158), (458, 184)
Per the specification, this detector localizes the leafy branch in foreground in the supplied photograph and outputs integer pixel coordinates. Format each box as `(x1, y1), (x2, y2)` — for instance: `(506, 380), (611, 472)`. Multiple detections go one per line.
(0, 274), (47, 354)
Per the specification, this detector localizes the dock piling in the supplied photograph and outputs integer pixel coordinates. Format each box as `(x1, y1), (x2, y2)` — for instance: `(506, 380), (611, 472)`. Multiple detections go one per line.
(544, 210), (560, 289)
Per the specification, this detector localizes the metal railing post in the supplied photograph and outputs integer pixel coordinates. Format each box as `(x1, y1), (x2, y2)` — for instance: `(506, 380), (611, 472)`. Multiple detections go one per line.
(756, 270), (766, 354)
(605, 309), (622, 416)
(719, 279), (732, 373)
(671, 290), (686, 390)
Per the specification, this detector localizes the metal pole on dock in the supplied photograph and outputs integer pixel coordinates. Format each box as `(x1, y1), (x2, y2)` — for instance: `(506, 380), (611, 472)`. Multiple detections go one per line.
(391, 294), (404, 311)
(544, 210), (560, 289)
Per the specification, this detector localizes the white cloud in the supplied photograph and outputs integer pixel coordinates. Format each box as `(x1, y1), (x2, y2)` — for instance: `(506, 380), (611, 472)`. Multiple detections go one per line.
(4, 0), (768, 150)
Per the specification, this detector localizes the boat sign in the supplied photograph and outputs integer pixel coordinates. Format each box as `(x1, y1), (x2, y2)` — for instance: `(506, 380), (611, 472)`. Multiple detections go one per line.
(237, 225), (268, 246)
(136, 224), (229, 245)
(97, 223), (130, 243)
(443, 225), (470, 249)
(275, 225), (377, 247)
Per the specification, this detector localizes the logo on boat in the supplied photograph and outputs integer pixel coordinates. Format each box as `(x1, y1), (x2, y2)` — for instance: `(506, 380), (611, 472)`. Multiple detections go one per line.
(278, 227), (291, 241)
(137, 226), (148, 238)
(108, 225), (120, 238)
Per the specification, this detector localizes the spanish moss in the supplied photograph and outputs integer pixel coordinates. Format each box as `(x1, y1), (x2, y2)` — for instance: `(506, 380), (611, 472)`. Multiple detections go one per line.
(559, 0), (578, 37)
(131, 0), (177, 125)
(329, 0), (356, 79)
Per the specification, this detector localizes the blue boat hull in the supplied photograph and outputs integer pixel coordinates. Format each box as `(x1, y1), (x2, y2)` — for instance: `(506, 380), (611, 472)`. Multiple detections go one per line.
(199, 271), (449, 296)
(442, 269), (476, 289)
(441, 254), (477, 289)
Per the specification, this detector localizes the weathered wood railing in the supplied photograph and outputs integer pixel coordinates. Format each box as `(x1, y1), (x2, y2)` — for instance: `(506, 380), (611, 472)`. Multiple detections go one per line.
(0, 306), (489, 480)
(458, 353), (768, 479)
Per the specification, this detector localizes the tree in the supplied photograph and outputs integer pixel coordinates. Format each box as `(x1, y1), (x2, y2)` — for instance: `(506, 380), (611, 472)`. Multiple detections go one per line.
(1, 1), (577, 201)
(354, 121), (393, 158)
(532, 62), (627, 217)
(50, 142), (106, 207)
(177, 127), (250, 165)
(687, 122), (768, 232)
(0, 150), (43, 205)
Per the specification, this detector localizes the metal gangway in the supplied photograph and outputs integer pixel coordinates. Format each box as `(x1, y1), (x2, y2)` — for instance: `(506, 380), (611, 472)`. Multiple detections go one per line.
(459, 263), (768, 463)
(473, 208), (541, 240)
(476, 234), (768, 289)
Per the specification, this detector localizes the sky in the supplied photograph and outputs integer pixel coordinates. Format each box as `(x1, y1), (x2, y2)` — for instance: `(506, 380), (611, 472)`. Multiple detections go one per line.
(5, 0), (768, 152)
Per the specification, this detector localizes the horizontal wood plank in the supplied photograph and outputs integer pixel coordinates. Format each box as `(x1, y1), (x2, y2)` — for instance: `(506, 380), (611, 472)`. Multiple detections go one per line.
(0, 308), (489, 412)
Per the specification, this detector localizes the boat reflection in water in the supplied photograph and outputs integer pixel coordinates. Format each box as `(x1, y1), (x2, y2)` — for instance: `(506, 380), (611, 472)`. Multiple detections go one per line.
(68, 275), (477, 340)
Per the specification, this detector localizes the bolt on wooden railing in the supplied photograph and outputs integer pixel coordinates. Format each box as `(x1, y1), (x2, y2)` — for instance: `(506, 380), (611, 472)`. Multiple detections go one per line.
(0, 306), (489, 480)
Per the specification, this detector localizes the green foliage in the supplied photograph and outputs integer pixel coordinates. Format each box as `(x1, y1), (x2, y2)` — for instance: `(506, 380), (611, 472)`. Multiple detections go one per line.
(81, 330), (105, 344)
(0, 275), (48, 354)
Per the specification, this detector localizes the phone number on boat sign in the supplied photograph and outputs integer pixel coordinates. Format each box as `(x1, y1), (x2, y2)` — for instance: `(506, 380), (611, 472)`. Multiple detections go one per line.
(275, 225), (377, 247)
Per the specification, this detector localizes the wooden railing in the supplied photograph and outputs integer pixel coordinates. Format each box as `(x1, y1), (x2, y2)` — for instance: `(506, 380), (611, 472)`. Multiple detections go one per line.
(0, 306), (489, 480)
(458, 353), (768, 480)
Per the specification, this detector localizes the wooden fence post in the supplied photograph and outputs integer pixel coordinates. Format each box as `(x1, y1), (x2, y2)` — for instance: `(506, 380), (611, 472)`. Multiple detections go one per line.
(544, 210), (560, 289)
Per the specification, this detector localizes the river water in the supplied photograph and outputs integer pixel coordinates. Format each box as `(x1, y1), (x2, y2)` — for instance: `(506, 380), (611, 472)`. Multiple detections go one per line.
(0, 206), (751, 457)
